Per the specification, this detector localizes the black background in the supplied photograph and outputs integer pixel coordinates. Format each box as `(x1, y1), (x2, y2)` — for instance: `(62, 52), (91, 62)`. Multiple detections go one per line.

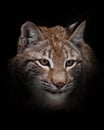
(4, 2), (104, 122)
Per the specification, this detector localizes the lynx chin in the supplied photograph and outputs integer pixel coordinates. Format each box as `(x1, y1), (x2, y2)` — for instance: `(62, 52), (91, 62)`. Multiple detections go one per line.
(9, 20), (97, 112)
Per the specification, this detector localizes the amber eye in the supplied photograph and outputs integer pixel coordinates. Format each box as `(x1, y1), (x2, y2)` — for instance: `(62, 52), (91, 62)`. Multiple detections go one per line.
(66, 60), (75, 67)
(39, 59), (50, 66)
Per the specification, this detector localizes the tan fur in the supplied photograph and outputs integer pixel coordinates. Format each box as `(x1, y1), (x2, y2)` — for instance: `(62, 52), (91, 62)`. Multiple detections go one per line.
(40, 26), (69, 46)
(9, 21), (97, 112)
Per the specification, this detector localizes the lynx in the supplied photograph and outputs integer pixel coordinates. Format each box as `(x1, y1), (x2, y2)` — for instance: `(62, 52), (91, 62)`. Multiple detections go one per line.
(9, 21), (96, 112)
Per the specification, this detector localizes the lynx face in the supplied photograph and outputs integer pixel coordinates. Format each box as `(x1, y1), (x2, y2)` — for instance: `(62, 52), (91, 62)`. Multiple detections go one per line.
(10, 21), (96, 110)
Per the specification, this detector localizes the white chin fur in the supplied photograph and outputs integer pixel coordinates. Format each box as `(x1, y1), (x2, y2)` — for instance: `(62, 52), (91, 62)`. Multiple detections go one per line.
(40, 92), (68, 110)
(46, 91), (68, 100)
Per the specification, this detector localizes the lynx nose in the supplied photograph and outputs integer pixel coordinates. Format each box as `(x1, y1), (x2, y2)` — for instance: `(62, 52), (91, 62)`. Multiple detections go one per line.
(54, 82), (65, 89)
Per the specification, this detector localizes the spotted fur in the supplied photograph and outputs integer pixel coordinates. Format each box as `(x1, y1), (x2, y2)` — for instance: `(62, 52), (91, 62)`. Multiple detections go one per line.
(9, 21), (97, 112)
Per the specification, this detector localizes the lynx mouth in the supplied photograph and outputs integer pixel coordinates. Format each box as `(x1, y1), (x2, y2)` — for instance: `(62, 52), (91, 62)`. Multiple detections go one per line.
(43, 89), (64, 94)
(41, 80), (73, 94)
(41, 85), (73, 94)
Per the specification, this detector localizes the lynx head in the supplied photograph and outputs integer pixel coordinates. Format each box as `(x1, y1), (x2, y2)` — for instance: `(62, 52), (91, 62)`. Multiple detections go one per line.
(10, 21), (96, 111)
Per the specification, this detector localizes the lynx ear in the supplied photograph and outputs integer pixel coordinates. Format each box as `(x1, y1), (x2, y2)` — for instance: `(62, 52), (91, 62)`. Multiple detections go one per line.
(20, 21), (43, 44)
(69, 21), (86, 43)
(68, 22), (78, 33)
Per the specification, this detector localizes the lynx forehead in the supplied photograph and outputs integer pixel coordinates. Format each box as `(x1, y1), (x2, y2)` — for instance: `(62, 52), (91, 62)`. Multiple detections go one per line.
(40, 26), (69, 47)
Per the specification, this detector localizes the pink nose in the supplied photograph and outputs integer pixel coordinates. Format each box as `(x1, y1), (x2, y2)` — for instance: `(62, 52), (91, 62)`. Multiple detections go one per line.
(54, 82), (65, 89)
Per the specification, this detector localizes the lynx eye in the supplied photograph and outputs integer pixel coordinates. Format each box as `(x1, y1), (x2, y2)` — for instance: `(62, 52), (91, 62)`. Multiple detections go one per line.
(66, 60), (75, 67)
(39, 59), (50, 66)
